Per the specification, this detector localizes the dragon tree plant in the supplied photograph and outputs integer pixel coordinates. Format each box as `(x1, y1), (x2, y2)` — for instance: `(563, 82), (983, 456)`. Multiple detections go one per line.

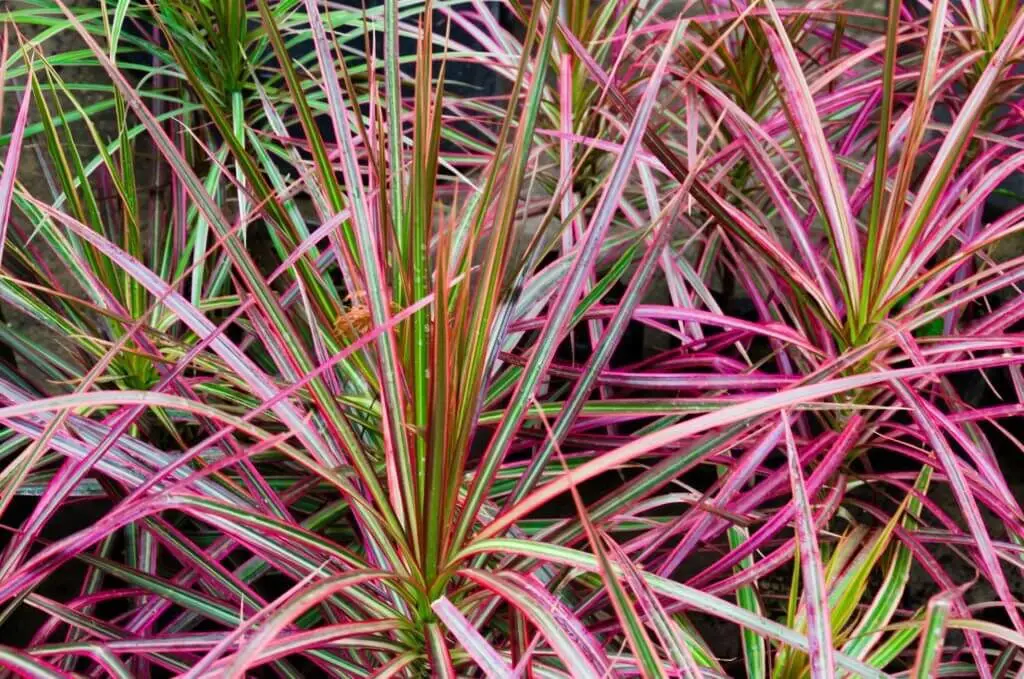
(0, 0), (1022, 676)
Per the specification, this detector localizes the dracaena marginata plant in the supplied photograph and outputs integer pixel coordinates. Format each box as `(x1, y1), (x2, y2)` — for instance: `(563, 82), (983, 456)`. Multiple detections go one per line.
(0, 0), (1023, 676)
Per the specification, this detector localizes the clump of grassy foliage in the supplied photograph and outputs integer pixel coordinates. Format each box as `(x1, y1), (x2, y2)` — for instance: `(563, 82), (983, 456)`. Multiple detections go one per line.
(0, 0), (1023, 676)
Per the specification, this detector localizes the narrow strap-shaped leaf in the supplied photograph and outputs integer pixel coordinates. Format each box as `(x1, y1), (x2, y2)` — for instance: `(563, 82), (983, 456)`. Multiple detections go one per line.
(782, 412), (835, 679)
(0, 646), (76, 678)
(432, 596), (513, 678)
(762, 2), (860, 322)
(459, 569), (612, 676)
(426, 622), (458, 678)
(218, 571), (395, 676)
(857, 0), (902, 332)
(912, 593), (953, 679)
(0, 67), (31, 266)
